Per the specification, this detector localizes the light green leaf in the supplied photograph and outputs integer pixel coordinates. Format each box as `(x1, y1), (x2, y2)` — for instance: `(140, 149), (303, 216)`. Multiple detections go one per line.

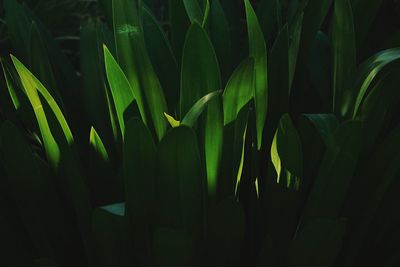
(11, 55), (73, 167)
(164, 113), (181, 128)
(245, 0), (268, 150)
(180, 22), (221, 116)
(270, 114), (302, 188)
(112, 0), (146, 124)
(223, 57), (255, 125)
(90, 127), (109, 162)
(181, 90), (221, 127)
(103, 45), (139, 136)
(350, 48), (400, 118)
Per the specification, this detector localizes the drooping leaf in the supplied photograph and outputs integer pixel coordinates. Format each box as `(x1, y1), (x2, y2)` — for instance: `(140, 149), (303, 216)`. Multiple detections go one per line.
(244, 0), (268, 149)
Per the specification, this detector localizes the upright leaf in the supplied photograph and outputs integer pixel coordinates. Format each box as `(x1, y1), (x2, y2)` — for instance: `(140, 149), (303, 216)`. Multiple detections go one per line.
(104, 45), (140, 136)
(181, 21), (222, 199)
(112, 0), (146, 124)
(156, 127), (205, 243)
(270, 114), (302, 188)
(244, 0), (268, 149)
(331, 0), (356, 114)
(124, 118), (156, 266)
(223, 57), (254, 125)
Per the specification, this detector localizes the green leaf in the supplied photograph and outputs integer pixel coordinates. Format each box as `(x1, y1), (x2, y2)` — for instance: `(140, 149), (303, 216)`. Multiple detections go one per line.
(142, 6), (179, 111)
(1, 59), (21, 110)
(204, 93), (224, 199)
(349, 48), (400, 118)
(156, 126), (205, 240)
(288, 219), (346, 267)
(181, 90), (221, 127)
(245, 0), (268, 150)
(90, 127), (109, 162)
(164, 113), (181, 128)
(209, 0), (233, 82)
(88, 126), (118, 206)
(301, 114), (339, 146)
(0, 121), (54, 257)
(268, 25), (290, 124)
(180, 22), (221, 116)
(29, 22), (59, 104)
(223, 57), (255, 125)
(183, 0), (205, 24)
(11, 55), (73, 167)
(169, 0), (190, 62)
(80, 22), (116, 148)
(112, 0), (146, 125)
(270, 114), (303, 188)
(92, 205), (133, 266)
(11, 56), (92, 263)
(331, 0), (356, 114)
(288, 11), (304, 92)
(180, 22), (222, 200)
(123, 118), (157, 265)
(303, 120), (362, 220)
(103, 45), (139, 136)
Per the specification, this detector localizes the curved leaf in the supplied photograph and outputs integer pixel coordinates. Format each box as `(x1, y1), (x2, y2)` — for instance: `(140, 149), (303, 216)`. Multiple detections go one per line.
(270, 114), (303, 188)
(181, 90), (221, 127)
(223, 57), (254, 125)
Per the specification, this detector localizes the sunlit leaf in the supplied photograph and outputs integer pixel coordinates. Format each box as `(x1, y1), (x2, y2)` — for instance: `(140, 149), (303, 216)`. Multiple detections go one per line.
(245, 0), (268, 149)
(223, 57), (254, 125)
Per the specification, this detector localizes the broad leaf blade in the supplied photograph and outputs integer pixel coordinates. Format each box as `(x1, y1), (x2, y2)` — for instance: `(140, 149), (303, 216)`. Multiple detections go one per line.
(223, 57), (254, 125)
(245, 0), (268, 150)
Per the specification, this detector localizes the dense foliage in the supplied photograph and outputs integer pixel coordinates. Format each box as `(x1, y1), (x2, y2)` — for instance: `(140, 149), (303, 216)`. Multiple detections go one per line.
(1, 0), (400, 266)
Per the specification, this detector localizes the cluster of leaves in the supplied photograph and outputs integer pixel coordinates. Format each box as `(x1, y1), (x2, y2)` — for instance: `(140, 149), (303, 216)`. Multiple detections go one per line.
(1, 0), (400, 266)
